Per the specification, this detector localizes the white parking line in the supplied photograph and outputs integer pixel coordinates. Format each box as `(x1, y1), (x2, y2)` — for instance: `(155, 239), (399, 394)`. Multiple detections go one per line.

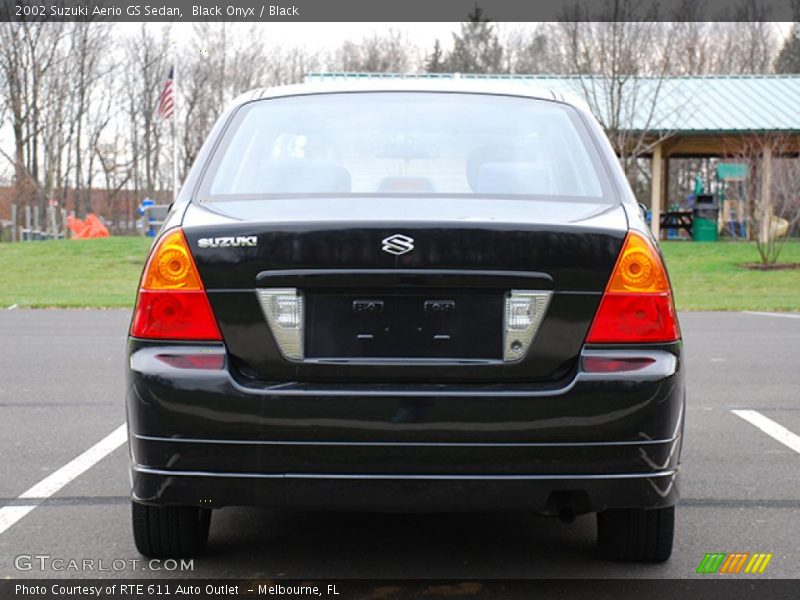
(732, 410), (800, 454)
(0, 424), (127, 536)
(742, 311), (800, 320)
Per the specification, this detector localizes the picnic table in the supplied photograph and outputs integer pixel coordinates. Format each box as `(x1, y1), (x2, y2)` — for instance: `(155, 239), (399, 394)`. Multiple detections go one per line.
(659, 210), (693, 237)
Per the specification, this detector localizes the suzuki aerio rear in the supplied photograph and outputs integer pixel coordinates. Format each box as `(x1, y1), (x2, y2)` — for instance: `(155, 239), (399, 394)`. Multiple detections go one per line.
(127, 84), (684, 562)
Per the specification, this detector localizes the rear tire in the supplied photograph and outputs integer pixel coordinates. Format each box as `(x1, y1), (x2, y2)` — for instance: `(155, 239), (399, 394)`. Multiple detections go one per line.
(596, 506), (674, 562)
(131, 501), (211, 558)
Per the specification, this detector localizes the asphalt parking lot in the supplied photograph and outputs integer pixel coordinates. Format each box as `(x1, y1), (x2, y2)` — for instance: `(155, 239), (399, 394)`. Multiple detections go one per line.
(0, 309), (799, 580)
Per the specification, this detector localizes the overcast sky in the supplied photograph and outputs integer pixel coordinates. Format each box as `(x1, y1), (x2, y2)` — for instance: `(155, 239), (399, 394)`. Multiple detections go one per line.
(118, 21), (464, 54)
(116, 21), (793, 66)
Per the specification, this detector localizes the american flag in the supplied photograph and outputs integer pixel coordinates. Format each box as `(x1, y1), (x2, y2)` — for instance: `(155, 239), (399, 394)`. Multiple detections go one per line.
(156, 66), (175, 119)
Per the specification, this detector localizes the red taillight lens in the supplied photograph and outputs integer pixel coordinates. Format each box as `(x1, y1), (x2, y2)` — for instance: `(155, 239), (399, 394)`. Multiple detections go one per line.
(130, 228), (222, 341)
(131, 290), (221, 340)
(586, 232), (680, 344)
(586, 294), (678, 343)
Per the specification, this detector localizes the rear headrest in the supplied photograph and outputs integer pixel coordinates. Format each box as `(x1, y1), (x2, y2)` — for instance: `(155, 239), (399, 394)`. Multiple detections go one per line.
(473, 162), (553, 195)
(260, 159), (351, 193)
(466, 145), (543, 193)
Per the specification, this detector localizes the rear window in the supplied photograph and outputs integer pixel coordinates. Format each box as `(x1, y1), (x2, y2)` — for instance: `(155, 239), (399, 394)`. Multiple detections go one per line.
(198, 92), (613, 203)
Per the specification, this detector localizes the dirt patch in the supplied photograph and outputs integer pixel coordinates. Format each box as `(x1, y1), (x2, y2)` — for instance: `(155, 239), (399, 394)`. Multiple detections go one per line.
(740, 262), (800, 271)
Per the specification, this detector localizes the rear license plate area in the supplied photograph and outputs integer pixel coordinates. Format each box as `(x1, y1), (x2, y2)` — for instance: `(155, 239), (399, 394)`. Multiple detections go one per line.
(304, 292), (503, 360)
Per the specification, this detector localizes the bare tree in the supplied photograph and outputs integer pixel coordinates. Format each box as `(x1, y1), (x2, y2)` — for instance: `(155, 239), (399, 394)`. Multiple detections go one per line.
(40, 39), (75, 209)
(66, 23), (114, 216)
(723, 0), (779, 73)
(264, 44), (318, 87)
(0, 22), (66, 210)
(178, 23), (224, 179)
(503, 23), (559, 75)
(661, 21), (775, 76)
(728, 136), (800, 265)
(331, 29), (416, 73)
(555, 15), (680, 182)
(1, 22), (120, 220)
(122, 24), (171, 200)
(95, 122), (134, 233)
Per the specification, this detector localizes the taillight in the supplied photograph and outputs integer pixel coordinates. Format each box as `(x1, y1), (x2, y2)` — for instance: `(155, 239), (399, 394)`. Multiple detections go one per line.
(585, 232), (680, 344)
(130, 228), (222, 341)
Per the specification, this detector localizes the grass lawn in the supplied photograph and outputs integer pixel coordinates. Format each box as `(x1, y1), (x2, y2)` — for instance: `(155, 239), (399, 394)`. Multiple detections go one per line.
(0, 237), (152, 308)
(661, 240), (800, 312)
(0, 237), (798, 311)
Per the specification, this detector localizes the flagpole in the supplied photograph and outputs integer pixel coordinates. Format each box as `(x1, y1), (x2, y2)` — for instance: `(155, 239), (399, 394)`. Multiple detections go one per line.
(172, 60), (179, 202)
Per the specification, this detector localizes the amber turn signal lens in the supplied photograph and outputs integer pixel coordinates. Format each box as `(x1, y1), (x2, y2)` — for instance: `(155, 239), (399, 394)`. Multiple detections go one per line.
(142, 229), (203, 290)
(605, 232), (669, 293)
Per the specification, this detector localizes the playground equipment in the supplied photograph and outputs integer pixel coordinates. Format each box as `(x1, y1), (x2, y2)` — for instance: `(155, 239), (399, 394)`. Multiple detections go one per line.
(714, 162), (789, 240)
(715, 163), (748, 239)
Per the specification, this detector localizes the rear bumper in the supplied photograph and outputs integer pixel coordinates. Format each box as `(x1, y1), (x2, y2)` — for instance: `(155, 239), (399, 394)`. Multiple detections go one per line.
(126, 340), (685, 513)
(131, 467), (679, 514)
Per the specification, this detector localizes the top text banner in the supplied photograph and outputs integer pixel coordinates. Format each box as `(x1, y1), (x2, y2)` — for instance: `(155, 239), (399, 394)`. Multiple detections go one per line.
(1, 0), (798, 22)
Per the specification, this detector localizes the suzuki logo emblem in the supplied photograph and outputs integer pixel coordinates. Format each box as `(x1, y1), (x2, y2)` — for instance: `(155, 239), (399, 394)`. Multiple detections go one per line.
(381, 234), (415, 256)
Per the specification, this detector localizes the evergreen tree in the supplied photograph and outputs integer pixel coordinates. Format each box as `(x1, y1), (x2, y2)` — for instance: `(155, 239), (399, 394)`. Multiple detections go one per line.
(425, 39), (447, 73)
(445, 6), (505, 74)
(776, 23), (800, 73)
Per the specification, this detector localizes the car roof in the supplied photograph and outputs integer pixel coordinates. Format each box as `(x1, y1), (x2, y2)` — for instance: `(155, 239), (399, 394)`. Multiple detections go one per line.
(229, 78), (591, 114)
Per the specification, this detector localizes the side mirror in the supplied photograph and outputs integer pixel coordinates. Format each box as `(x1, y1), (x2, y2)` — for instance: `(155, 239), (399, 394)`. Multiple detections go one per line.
(638, 202), (648, 220)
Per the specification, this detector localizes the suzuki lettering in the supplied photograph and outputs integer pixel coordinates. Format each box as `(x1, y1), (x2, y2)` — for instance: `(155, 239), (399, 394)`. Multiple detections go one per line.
(197, 236), (257, 249)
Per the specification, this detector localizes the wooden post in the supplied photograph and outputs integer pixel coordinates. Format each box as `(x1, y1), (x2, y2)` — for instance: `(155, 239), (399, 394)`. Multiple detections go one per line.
(11, 204), (17, 242)
(759, 144), (773, 246)
(24, 205), (31, 241)
(662, 154), (671, 237)
(49, 205), (57, 238)
(746, 156), (757, 241)
(650, 142), (663, 239)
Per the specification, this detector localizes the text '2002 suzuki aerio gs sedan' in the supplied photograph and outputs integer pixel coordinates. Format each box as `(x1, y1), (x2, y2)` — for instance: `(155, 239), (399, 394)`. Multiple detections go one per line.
(126, 79), (684, 563)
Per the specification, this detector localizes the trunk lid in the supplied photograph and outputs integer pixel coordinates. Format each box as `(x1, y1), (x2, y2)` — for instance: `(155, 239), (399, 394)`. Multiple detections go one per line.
(182, 197), (627, 383)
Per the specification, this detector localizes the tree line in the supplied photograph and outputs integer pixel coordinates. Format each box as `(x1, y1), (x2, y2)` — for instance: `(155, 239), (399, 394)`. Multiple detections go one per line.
(1, 12), (800, 232)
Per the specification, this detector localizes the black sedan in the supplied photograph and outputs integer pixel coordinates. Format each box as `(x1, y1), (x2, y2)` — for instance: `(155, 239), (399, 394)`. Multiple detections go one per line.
(126, 80), (684, 563)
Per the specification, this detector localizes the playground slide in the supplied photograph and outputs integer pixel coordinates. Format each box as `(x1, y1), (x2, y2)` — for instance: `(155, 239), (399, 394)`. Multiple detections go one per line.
(772, 216), (790, 238)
